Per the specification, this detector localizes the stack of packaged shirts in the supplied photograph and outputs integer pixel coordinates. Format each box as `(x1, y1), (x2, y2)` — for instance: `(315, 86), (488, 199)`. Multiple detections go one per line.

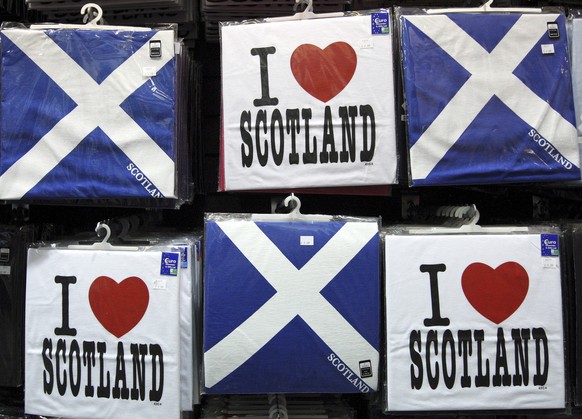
(399, 8), (580, 185)
(200, 394), (355, 418)
(219, 10), (398, 193)
(563, 224), (582, 406)
(203, 213), (380, 394)
(192, 237), (203, 405)
(127, 230), (204, 406)
(24, 233), (197, 417)
(0, 23), (192, 205)
(569, 11), (582, 170)
(384, 226), (566, 411)
(0, 224), (35, 388)
(0, 0), (40, 23)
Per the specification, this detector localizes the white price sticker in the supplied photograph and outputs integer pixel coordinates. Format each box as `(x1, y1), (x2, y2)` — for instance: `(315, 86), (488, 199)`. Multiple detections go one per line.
(153, 279), (167, 290)
(142, 67), (157, 77)
(300, 236), (314, 246)
(541, 44), (555, 55)
(360, 38), (374, 49)
(542, 257), (559, 269)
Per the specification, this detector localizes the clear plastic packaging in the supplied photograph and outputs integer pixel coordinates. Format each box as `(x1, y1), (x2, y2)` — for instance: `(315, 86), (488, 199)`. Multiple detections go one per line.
(383, 224), (569, 413)
(203, 210), (381, 394)
(24, 235), (191, 418)
(0, 22), (192, 204)
(396, 6), (581, 186)
(218, 10), (399, 192)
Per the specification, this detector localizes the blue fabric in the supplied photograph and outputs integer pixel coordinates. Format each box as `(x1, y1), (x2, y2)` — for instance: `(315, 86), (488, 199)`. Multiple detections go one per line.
(207, 317), (365, 394)
(204, 222), (277, 350)
(203, 221), (379, 393)
(0, 29), (176, 199)
(401, 13), (580, 185)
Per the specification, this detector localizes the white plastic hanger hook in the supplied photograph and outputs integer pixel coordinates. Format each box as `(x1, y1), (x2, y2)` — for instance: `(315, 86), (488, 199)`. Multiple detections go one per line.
(31, 2), (149, 30)
(81, 3), (103, 25)
(252, 193), (330, 222)
(68, 221), (139, 251)
(293, 0), (313, 14)
(283, 193), (301, 215)
(481, 0), (494, 11)
(95, 222), (111, 245)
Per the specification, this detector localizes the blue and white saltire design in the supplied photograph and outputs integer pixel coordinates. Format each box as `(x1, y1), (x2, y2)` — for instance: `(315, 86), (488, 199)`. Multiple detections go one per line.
(0, 28), (176, 199)
(204, 220), (380, 393)
(401, 13), (581, 185)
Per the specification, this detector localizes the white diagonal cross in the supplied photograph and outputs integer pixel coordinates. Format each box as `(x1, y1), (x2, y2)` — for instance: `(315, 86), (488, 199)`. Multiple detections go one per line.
(204, 221), (379, 390)
(0, 29), (176, 199)
(406, 14), (579, 180)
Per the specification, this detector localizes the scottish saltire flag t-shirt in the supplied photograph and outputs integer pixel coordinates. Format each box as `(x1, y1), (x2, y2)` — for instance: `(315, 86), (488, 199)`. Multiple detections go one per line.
(401, 12), (580, 185)
(0, 27), (177, 199)
(204, 219), (380, 393)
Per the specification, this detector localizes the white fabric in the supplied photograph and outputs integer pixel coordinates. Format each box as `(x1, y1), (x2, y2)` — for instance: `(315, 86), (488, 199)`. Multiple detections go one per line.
(385, 233), (565, 411)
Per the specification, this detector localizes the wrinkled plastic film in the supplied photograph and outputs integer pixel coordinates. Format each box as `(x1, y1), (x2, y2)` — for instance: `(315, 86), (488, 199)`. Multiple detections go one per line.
(218, 10), (399, 192)
(383, 225), (568, 412)
(397, 7), (580, 186)
(24, 241), (185, 418)
(203, 212), (381, 394)
(0, 23), (180, 201)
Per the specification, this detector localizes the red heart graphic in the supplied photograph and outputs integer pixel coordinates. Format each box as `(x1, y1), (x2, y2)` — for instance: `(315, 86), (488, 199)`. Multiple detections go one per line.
(461, 262), (529, 324)
(290, 42), (357, 103)
(88, 276), (149, 338)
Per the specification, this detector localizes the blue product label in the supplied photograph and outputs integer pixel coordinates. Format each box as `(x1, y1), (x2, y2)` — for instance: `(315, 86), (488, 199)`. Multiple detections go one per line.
(160, 252), (179, 276)
(371, 13), (390, 35)
(172, 245), (188, 269)
(541, 234), (559, 257)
